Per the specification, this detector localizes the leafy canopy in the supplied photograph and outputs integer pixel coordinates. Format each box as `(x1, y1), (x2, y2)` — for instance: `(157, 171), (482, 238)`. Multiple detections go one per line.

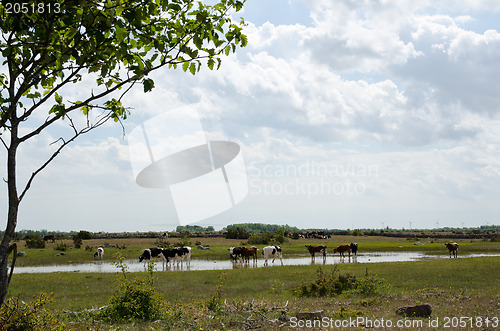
(0, 0), (247, 130)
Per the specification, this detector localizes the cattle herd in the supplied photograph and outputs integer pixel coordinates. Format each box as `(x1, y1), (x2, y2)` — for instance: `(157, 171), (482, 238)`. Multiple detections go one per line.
(90, 241), (460, 269)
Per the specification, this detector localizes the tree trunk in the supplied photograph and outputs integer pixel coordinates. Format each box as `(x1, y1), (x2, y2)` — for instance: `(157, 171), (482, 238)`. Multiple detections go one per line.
(0, 125), (20, 304)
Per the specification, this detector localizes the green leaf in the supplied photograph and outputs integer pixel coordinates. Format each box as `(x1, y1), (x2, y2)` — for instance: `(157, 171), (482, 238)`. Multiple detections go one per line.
(182, 61), (189, 72)
(55, 93), (63, 104)
(143, 78), (155, 92)
(189, 62), (196, 75)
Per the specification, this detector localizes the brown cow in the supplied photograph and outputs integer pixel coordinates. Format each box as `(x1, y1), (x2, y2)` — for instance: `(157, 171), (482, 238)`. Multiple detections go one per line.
(305, 245), (327, 260)
(241, 246), (258, 263)
(333, 244), (351, 262)
(43, 234), (55, 243)
(445, 242), (458, 258)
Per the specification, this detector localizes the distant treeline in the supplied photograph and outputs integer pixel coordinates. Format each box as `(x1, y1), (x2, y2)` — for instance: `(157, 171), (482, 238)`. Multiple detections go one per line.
(1, 224), (499, 240)
(223, 223), (301, 234)
(175, 225), (215, 232)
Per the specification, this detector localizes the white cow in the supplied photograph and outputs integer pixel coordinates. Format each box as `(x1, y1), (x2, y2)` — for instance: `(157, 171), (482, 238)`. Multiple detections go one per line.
(262, 245), (283, 266)
(94, 247), (104, 259)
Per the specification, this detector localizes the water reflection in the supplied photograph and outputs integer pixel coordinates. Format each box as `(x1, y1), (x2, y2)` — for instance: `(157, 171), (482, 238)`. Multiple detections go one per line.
(11, 252), (500, 274)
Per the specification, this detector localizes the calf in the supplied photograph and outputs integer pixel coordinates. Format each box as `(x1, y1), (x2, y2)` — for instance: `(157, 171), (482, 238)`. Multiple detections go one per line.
(262, 245), (283, 266)
(93, 247), (104, 259)
(333, 244), (351, 262)
(305, 245), (327, 261)
(139, 248), (167, 267)
(445, 242), (458, 258)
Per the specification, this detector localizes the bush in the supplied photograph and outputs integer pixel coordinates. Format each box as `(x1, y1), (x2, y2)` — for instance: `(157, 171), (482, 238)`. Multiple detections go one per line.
(25, 235), (45, 249)
(174, 236), (192, 248)
(77, 230), (93, 240)
(350, 229), (364, 236)
(355, 272), (392, 296)
(224, 227), (250, 239)
(247, 232), (287, 245)
(99, 277), (166, 321)
(99, 253), (166, 322)
(54, 242), (68, 251)
(0, 293), (65, 330)
(72, 234), (82, 248)
(154, 239), (172, 248)
(247, 233), (274, 245)
(295, 267), (390, 298)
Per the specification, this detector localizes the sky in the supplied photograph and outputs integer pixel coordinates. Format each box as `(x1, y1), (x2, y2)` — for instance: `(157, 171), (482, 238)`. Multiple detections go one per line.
(2, 0), (500, 232)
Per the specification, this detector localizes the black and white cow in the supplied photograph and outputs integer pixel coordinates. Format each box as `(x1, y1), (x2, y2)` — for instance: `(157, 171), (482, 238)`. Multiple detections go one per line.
(176, 247), (191, 265)
(162, 247), (192, 266)
(139, 248), (167, 267)
(228, 246), (245, 262)
(350, 243), (358, 256)
(93, 247), (104, 259)
(262, 245), (283, 266)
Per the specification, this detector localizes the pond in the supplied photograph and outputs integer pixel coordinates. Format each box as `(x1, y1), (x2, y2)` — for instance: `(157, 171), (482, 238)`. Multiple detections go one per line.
(11, 252), (500, 274)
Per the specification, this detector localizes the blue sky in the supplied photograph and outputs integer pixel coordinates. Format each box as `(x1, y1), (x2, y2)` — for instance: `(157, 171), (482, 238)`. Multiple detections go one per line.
(2, 0), (500, 232)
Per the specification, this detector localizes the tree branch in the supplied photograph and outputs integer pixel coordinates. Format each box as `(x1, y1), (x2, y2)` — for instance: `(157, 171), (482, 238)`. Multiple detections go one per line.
(18, 110), (114, 202)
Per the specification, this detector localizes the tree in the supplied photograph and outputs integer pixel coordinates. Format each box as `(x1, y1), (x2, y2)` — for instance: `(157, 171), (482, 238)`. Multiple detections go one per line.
(0, 0), (247, 304)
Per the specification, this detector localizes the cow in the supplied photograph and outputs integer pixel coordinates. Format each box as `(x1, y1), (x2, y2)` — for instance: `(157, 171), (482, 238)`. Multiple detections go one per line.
(262, 245), (283, 266)
(139, 248), (167, 268)
(43, 234), (55, 243)
(241, 246), (258, 263)
(93, 247), (104, 259)
(305, 245), (327, 261)
(350, 243), (358, 262)
(445, 242), (458, 258)
(229, 246), (246, 262)
(163, 247), (192, 266)
(350, 243), (358, 256)
(176, 247), (192, 266)
(333, 244), (351, 262)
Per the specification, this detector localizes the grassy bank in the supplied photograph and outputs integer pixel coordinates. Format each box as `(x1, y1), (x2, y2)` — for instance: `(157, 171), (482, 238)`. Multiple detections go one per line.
(6, 256), (500, 330)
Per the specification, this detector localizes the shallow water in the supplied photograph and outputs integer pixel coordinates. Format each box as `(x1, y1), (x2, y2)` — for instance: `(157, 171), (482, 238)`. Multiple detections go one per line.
(11, 252), (500, 274)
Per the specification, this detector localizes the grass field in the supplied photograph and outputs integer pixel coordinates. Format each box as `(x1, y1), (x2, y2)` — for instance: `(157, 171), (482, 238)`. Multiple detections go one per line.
(4, 236), (500, 330)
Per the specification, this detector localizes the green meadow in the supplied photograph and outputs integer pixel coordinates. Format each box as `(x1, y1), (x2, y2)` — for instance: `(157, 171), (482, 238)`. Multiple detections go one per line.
(4, 236), (500, 330)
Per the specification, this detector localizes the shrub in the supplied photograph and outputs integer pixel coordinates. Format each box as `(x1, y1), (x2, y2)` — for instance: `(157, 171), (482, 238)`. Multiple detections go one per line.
(295, 267), (391, 298)
(0, 293), (65, 330)
(350, 229), (364, 236)
(72, 234), (82, 248)
(355, 271), (392, 296)
(154, 239), (172, 248)
(225, 227), (250, 239)
(247, 233), (274, 245)
(174, 235), (192, 247)
(99, 254), (166, 321)
(54, 242), (68, 251)
(99, 277), (166, 321)
(77, 230), (93, 240)
(295, 267), (356, 297)
(25, 235), (45, 249)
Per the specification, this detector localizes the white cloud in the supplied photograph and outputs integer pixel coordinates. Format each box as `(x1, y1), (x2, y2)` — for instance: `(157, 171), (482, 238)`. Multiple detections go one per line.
(3, 0), (500, 231)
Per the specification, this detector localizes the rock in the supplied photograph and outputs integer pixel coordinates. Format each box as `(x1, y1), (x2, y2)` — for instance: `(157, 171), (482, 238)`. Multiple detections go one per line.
(396, 304), (432, 317)
(17, 252), (26, 257)
(295, 310), (324, 320)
